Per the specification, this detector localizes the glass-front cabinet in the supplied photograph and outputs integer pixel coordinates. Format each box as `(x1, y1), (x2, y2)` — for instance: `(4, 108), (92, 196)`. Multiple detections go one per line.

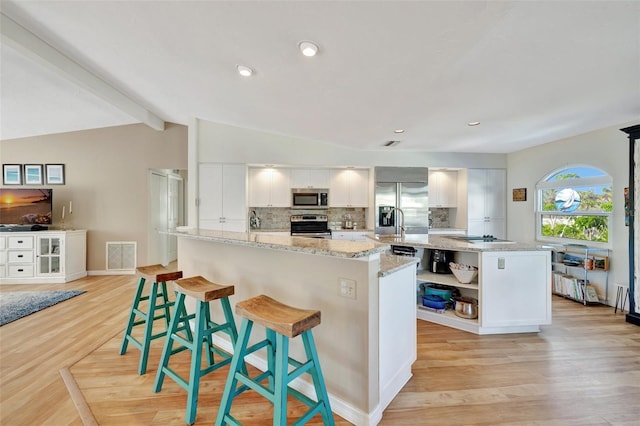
(37, 235), (63, 276)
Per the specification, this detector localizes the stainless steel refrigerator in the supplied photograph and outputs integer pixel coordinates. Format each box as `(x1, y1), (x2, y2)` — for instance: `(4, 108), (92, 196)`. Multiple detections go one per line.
(375, 167), (429, 235)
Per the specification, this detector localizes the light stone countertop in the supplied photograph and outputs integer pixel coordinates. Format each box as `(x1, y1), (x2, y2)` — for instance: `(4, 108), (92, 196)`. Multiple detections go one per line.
(168, 228), (388, 258)
(369, 234), (553, 252)
(379, 254), (419, 277)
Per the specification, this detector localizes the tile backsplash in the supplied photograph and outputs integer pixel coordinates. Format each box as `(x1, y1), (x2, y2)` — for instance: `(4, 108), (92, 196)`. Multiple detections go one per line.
(250, 207), (367, 230)
(430, 208), (451, 228)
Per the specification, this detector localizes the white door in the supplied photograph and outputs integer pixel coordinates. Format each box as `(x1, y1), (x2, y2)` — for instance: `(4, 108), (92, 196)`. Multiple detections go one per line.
(149, 171), (168, 266)
(167, 175), (182, 263)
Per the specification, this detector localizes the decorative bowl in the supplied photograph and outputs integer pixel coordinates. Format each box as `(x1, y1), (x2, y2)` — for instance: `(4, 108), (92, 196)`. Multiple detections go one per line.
(449, 262), (478, 284)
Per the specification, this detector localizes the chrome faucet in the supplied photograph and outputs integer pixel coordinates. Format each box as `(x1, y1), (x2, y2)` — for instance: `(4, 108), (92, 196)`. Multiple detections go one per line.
(390, 207), (406, 238)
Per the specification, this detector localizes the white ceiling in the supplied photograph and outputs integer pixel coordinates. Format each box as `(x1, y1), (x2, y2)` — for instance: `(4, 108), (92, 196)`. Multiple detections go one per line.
(1, 0), (639, 153)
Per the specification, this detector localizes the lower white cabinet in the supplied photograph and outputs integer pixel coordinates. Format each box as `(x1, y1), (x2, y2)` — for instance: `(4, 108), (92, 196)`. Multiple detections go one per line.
(417, 248), (551, 334)
(0, 230), (87, 284)
(331, 231), (372, 241)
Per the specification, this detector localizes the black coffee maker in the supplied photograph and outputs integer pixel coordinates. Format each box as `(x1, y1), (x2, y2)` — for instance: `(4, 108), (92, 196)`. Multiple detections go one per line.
(429, 249), (453, 274)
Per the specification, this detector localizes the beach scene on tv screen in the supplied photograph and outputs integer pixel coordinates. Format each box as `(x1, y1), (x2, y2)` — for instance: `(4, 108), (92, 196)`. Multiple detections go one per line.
(0, 189), (52, 225)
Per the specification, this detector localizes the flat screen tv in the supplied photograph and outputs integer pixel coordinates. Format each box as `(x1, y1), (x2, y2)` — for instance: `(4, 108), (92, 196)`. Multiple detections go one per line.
(0, 188), (53, 226)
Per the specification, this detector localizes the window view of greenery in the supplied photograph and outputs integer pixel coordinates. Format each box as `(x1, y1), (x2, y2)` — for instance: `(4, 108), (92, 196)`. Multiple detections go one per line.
(538, 167), (612, 243)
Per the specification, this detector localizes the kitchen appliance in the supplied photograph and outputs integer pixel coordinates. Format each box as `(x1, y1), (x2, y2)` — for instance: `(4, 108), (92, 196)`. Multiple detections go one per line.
(290, 214), (332, 238)
(429, 249), (454, 274)
(343, 213), (353, 229)
(453, 296), (478, 319)
(448, 235), (515, 244)
(374, 167), (429, 235)
(291, 188), (329, 209)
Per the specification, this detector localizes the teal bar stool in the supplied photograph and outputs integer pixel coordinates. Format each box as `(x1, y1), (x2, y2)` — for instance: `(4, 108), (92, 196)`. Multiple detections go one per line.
(153, 275), (239, 425)
(216, 294), (334, 426)
(120, 264), (183, 375)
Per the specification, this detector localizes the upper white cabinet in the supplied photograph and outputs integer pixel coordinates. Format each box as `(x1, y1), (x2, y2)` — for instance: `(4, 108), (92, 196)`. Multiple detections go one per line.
(199, 163), (247, 231)
(428, 170), (458, 207)
(290, 168), (330, 189)
(329, 169), (369, 207)
(248, 168), (291, 207)
(466, 169), (506, 238)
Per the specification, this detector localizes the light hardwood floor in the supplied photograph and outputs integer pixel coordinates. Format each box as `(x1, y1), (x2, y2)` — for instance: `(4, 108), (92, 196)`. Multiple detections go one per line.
(1, 275), (639, 425)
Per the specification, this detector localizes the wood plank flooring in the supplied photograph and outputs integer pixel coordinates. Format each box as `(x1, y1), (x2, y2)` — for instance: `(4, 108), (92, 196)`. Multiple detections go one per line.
(1, 275), (639, 425)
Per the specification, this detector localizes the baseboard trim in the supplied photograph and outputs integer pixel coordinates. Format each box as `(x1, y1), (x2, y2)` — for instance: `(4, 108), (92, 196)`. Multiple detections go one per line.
(87, 269), (135, 276)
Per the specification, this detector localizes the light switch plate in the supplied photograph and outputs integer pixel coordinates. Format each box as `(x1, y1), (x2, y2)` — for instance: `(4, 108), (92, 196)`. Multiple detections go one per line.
(338, 278), (357, 299)
(498, 257), (505, 269)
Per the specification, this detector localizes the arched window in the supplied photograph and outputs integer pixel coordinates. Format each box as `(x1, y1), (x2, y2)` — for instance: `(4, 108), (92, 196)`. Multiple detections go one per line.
(536, 165), (612, 246)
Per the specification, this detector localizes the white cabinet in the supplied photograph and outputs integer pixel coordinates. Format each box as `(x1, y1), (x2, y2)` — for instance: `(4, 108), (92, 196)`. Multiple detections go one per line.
(199, 164), (247, 231)
(416, 248), (551, 334)
(290, 168), (330, 189)
(248, 168), (291, 207)
(428, 170), (458, 207)
(329, 169), (369, 207)
(467, 169), (506, 238)
(0, 230), (87, 284)
(331, 231), (371, 241)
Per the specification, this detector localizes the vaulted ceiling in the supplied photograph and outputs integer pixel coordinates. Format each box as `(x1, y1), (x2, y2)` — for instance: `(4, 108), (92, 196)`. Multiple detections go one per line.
(1, 1), (639, 153)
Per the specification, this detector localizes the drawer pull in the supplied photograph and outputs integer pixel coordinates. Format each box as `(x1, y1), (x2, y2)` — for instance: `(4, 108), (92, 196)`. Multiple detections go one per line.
(17, 240), (23, 243)
(18, 269), (24, 272)
(17, 254), (24, 258)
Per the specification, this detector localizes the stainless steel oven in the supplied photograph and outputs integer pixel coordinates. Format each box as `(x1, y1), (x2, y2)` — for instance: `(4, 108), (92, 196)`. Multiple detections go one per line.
(291, 188), (329, 209)
(290, 214), (332, 238)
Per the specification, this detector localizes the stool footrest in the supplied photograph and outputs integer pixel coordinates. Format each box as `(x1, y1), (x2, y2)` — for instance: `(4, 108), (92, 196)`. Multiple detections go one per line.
(234, 371), (275, 402)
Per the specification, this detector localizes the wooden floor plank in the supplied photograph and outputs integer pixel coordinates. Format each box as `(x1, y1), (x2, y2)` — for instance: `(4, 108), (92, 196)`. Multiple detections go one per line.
(1, 276), (639, 425)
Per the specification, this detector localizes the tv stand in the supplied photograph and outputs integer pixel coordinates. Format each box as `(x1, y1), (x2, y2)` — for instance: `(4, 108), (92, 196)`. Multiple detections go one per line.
(0, 225), (49, 232)
(0, 230), (87, 284)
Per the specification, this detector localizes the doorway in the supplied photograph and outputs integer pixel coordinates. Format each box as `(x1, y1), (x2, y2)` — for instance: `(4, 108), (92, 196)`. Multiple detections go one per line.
(148, 169), (185, 266)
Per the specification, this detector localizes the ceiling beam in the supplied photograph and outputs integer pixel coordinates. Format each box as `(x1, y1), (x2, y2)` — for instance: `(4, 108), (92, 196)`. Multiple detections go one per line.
(0, 12), (165, 131)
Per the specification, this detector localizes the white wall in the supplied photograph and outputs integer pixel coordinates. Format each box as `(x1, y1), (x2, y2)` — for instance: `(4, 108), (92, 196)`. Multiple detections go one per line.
(507, 121), (635, 306)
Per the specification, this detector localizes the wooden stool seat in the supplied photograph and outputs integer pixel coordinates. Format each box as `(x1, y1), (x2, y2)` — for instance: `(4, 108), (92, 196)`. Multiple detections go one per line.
(120, 264), (183, 375)
(236, 294), (320, 338)
(174, 275), (235, 302)
(216, 294), (334, 426)
(137, 264), (184, 283)
(154, 275), (239, 425)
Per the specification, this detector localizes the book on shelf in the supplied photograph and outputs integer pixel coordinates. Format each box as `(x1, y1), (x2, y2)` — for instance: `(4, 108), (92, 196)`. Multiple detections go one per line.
(585, 285), (599, 303)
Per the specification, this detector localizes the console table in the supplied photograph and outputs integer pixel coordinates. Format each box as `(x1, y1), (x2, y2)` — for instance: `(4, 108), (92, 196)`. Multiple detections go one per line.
(0, 230), (87, 284)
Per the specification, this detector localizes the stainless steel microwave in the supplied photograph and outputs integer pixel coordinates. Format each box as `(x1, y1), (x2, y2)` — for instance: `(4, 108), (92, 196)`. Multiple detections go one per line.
(291, 188), (329, 209)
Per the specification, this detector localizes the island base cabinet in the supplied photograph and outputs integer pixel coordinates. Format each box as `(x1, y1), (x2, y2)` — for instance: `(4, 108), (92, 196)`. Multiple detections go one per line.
(480, 251), (552, 329)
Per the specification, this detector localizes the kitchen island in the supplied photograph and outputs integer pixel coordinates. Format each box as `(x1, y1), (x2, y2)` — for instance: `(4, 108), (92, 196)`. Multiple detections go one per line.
(371, 234), (553, 335)
(169, 228), (418, 426)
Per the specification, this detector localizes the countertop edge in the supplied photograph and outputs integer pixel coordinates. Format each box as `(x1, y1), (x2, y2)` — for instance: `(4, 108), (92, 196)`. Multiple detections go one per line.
(165, 229), (389, 258)
(379, 254), (419, 277)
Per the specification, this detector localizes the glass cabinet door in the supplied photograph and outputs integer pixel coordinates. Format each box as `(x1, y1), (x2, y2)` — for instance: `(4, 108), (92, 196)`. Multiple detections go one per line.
(38, 236), (62, 275)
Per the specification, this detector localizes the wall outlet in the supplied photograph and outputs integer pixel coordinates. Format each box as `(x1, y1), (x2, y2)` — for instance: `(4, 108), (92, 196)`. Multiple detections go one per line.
(338, 278), (357, 299)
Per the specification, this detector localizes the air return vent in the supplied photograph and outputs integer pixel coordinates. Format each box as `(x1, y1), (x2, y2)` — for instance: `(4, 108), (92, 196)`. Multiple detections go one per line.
(106, 241), (137, 272)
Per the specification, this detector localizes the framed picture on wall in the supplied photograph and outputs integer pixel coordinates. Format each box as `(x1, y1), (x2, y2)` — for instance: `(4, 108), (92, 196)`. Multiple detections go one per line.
(45, 164), (65, 185)
(2, 164), (22, 185)
(24, 164), (44, 185)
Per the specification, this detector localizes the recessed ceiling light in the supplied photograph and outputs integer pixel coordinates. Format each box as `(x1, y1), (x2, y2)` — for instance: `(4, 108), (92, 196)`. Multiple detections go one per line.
(237, 65), (253, 77)
(394, 129), (405, 134)
(468, 121), (480, 126)
(299, 41), (319, 57)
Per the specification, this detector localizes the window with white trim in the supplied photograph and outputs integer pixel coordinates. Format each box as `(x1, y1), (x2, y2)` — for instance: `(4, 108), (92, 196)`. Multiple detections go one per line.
(536, 165), (612, 246)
